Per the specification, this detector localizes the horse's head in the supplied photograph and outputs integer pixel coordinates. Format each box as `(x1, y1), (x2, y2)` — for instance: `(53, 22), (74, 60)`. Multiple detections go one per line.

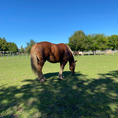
(69, 60), (77, 74)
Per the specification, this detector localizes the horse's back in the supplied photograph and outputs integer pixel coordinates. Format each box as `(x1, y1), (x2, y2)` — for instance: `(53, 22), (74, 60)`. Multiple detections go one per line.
(31, 42), (72, 63)
(31, 42), (51, 56)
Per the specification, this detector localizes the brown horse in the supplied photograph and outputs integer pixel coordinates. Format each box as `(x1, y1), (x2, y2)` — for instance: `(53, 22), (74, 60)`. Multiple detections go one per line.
(30, 41), (77, 82)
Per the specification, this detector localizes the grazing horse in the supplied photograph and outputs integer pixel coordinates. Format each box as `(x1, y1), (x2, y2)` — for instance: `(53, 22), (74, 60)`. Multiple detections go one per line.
(30, 41), (77, 82)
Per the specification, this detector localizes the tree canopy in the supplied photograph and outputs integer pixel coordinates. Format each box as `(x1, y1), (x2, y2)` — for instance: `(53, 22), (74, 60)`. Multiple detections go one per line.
(69, 31), (86, 51)
(0, 38), (8, 51)
(68, 30), (118, 52)
(0, 37), (18, 52)
(0, 38), (36, 54)
(25, 40), (36, 54)
(108, 35), (118, 50)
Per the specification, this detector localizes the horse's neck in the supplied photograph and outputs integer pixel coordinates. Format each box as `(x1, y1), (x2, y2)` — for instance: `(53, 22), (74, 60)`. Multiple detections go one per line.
(69, 54), (74, 65)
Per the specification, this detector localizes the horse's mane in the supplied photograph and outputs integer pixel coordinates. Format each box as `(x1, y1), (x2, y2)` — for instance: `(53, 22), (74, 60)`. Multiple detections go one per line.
(66, 45), (73, 55)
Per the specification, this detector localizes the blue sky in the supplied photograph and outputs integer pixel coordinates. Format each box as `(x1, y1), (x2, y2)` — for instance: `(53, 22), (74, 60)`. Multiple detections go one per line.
(0, 0), (118, 48)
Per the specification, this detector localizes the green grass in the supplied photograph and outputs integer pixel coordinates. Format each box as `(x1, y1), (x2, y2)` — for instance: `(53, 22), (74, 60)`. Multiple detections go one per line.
(0, 54), (118, 118)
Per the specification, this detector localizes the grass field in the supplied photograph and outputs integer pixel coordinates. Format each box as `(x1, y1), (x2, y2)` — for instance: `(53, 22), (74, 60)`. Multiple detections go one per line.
(0, 54), (118, 118)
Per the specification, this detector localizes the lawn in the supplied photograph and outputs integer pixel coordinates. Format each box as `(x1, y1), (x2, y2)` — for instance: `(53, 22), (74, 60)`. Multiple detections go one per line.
(0, 54), (118, 118)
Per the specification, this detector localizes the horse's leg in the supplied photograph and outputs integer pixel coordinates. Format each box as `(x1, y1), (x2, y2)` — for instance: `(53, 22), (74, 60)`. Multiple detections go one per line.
(58, 61), (67, 79)
(37, 70), (46, 82)
(37, 61), (46, 82)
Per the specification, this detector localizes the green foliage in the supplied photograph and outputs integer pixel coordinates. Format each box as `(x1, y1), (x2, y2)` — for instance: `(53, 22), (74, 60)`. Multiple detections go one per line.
(69, 30), (86, 51)
(108, 35), (118, 50)
(87, 34), (108, 52)
(85, 35), (95, 51)
(7, 42), (18, 52)
(0, 37), (8, 51)
(0, 37), (18, 52)
(25, 40), (36, 54)
(96, 34), (108, 50)
(69, 30), (118, 52)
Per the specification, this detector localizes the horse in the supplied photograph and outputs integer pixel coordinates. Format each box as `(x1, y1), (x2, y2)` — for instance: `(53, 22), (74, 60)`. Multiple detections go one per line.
(30, 41), (77, 82)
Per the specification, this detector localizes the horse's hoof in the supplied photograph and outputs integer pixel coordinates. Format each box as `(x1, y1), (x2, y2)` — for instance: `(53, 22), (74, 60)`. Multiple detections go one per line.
(37, 76), (46, 82)
(58, 75), (64, 80)
(59, 77), (63, 80)
(40, 78), (45, 82)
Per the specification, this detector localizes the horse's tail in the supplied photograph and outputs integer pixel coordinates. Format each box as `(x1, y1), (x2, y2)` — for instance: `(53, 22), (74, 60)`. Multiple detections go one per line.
(30, 46), (40, 75)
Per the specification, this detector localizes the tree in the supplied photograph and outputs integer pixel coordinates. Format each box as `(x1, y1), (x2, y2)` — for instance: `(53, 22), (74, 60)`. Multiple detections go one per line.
(95, 34), (108, 51)
(86, 34), (99, 54)
(108, 35), (118, 50)
(20, 45), (25, 53)
(69, 30), (86, 51)
(25, 40), (36, 54)
(85, 34), (108, 54)
(85, 35), (93, 51)
(69, 30), (118, 54)
(0, 38), (8, 51)
(0, 37), (18, 53)
(7, 42), (18, 52)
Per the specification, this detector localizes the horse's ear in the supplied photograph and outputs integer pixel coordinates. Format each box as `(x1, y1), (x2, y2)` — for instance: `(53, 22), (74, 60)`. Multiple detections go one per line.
(74, 60), (77, 63)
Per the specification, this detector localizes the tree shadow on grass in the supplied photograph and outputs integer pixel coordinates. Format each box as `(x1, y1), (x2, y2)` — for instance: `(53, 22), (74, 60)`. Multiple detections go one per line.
(0, 71), (118, 118)
(99, 70), (118, 79)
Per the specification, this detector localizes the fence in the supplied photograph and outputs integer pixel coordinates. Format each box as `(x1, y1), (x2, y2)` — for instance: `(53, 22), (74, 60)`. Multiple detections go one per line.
(73, 50), (118, 56)
(0, 50), (118, 57)
(0, 51), (26, 56)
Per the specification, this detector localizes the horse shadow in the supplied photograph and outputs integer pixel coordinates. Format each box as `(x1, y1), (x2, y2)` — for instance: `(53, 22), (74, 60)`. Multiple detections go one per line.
(44, 71), (82, 79)
(0, 71), (118, 118)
